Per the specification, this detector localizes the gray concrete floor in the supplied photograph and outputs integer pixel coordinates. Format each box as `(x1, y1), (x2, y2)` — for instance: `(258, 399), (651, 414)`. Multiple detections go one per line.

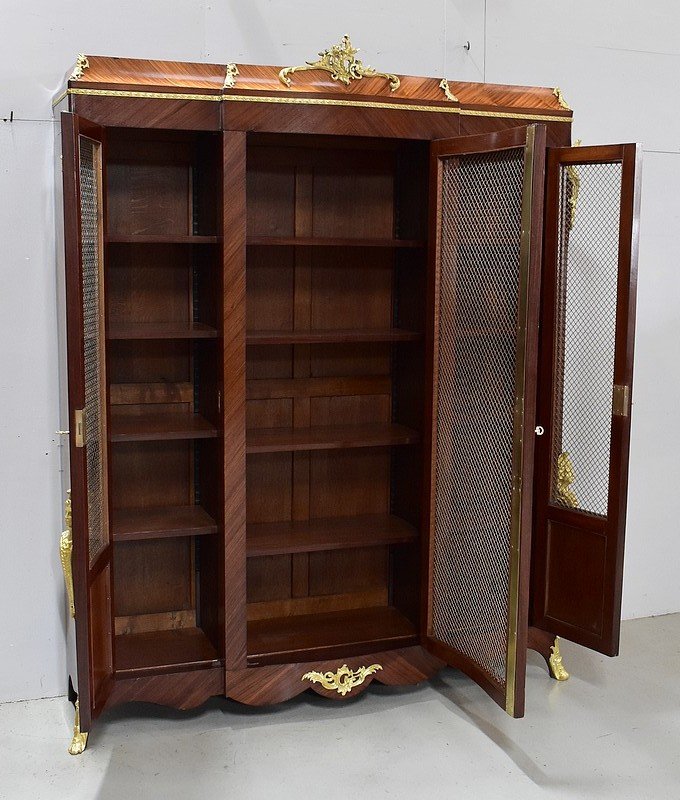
(1, 613), (678, 800)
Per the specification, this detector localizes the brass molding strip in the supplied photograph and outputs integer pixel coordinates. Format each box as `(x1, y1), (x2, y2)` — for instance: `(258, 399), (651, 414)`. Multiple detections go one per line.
(55, 87), (573, 121)
(52, 90), (69, 107)
(65, 87), (223, 102)
(459, 107), (571, 123)
(505, 124), (538, 717)
(224, 92), (457, 113)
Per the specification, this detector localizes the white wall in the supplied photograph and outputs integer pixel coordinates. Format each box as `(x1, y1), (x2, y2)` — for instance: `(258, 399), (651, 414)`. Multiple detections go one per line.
(0, 0), (677, 704)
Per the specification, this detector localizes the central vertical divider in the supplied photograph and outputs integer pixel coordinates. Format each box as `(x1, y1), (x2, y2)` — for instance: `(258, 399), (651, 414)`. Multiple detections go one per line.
(291, 165), (314, 598)
(223, 130), (248, 675)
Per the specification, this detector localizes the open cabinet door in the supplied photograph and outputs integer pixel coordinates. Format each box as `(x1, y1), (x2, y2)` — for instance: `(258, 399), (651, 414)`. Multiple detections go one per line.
(61, 113), (114, 731)
(531, 144), (641, 656)
(422, 126), (546, 717)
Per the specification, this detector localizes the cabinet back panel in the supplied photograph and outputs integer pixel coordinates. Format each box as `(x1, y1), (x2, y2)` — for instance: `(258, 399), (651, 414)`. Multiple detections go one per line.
(246, 249), (295, 331)
(248, 345), (392, 381)
(107, 245), (191, 325)
(108, 340), (191, 383)
(246, 453), (293, 524)
(114, 538), (193, 616)
(108, 162), (191, 236)
(309, 449), (390, 518)
(310, 252), (393, 329)
(309, 394), (390, 426)
(111, 441), (191, 508)
(312, 166), (394, 239)
(311, 343), (391, 377)
(308, 547), (389, 596)
(247, 555), (292, 603)
(246, 166), (295, 236)
(246, 398), (293, 430)
(246, 345), (293, 380)
(247, 589), (388, 621)
(106, 129), (221, 237)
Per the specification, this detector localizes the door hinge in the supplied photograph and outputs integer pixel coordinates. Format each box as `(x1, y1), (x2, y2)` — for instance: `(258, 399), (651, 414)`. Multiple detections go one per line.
(74, 409), (85, 447)
(612, 384), (631, 417)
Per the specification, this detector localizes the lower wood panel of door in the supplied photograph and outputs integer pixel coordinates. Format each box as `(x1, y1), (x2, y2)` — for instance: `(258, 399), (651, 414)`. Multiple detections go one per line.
(226, 646), (445, 705)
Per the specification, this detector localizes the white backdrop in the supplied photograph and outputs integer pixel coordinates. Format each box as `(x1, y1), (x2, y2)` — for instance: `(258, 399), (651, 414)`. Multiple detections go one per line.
(1, 0), (677, 704)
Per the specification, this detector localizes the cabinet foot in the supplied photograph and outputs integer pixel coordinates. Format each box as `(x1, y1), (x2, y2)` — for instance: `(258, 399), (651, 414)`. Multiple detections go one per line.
(68, 700), (89, 755)
(548, 638), (570, 681)
(528, 627), (570, 681)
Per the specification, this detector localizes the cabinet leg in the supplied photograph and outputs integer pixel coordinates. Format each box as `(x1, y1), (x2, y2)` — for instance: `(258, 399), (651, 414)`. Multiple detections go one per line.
(548, 638), (570, 681)
(528, 626), (570, 681)
(68, 700), (89, 755)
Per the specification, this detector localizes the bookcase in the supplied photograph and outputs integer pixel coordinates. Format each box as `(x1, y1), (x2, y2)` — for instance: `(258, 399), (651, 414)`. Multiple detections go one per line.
(54, 40), (640, 753)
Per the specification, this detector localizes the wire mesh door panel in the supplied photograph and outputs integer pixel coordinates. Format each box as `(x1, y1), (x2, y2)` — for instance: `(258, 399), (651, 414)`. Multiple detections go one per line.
(550, 162), (622, 516)
(425, 127), (544, 717)
(532, 144), (641, 656)
(79, 135), (109, 566)
(62, 113), (114, 725)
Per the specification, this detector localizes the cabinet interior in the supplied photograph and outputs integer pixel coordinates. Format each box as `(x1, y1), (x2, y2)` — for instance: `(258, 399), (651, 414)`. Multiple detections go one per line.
(103, 128), (430, 676)
(244, 133), (428, 664)
(105, 129), (224, 676)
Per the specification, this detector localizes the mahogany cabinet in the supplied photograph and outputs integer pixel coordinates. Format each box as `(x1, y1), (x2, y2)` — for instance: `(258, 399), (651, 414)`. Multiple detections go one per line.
(53, 39), (640, 754)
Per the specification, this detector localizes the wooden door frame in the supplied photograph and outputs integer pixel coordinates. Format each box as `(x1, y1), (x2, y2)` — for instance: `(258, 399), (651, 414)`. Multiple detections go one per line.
(61, 112), (115, 730)
(531, 143), (642, 655)
(421, 125), (546, 717)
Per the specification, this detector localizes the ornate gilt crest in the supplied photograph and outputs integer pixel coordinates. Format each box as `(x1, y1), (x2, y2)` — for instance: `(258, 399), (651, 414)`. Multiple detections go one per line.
(279, 35), (400, 92)
(302, 663), (382, 696)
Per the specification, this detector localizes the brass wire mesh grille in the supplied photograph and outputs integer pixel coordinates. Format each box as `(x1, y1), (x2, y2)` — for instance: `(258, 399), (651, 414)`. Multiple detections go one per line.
(431, 148), (525, 685)
(79, 137), (108, 564)
(550, 162), (622, 517)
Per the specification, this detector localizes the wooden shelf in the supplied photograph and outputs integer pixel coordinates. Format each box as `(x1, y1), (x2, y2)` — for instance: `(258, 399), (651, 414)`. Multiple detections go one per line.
(112, 505), (218, 542)
(247, 514), (417, 557)
(246, 236), (425, 248)
(246, 328), (421, 345)
(108, 322), (219, 340)
(115, 628), (220, 676)
(246, 423), (419, 454)
(111, 411), (219, 442)
(247, 606), (418, 665)
(106, 234), (220, 244)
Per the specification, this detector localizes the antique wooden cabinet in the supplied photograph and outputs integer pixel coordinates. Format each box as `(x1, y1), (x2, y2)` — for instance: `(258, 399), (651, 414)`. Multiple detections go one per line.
(53, 38), (640, 754)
